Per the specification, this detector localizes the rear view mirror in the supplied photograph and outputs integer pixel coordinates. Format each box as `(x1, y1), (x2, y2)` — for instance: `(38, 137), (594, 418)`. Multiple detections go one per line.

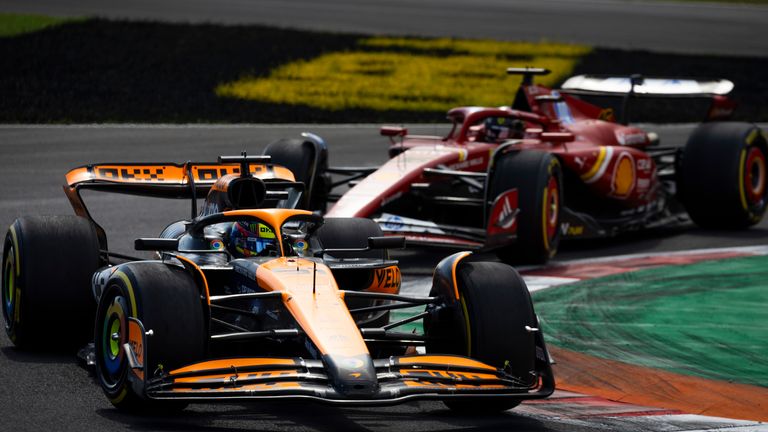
(541, 132), (575, 143)
(135, 238), (179, 251)
(368, 236), (406, 250)
(380, 126), (408, 137)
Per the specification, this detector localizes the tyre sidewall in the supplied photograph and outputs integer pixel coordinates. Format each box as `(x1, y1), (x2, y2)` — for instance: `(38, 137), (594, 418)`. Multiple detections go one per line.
(489, 151), (563, 264)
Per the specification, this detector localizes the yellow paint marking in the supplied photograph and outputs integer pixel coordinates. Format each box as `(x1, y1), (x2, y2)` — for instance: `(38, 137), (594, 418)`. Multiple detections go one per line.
(581, 147), (607, 182)
(216, 38), (589, 112)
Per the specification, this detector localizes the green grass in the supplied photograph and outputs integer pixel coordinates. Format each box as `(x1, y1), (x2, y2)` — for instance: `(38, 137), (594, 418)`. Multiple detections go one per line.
(0, 13), (77, 38)
(216, 37), (589, 112)
(533, 255), (768, 387)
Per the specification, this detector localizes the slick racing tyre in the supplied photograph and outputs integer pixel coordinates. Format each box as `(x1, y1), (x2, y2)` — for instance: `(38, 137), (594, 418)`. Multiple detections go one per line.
(678, 122), (767, 228)
(95, 262), (205, 412)
(315, 217), (386, 260)
(2, 216), (100, 349)
(425, 261), (538, 412)
(316, 218), (390, 328)
(263, 137), (331, 212)
(487, 151), (562, 264)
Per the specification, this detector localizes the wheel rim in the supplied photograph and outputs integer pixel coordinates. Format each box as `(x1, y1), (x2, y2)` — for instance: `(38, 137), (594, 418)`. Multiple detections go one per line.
(543, 176), (559, 247)
(99, 293), (129, 385)
(2, 248), (15, 327)
(745, 146), (766, 204)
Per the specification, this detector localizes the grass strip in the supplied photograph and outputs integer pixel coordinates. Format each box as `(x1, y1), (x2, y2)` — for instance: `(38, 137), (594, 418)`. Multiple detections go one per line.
(0, 13), (77, 38)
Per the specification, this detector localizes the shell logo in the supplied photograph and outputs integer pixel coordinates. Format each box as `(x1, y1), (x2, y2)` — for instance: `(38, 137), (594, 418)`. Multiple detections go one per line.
(612, 153), (636, 198)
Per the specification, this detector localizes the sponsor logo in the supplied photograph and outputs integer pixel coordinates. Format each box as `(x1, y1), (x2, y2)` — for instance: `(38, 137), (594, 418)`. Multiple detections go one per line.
(343, 358), (365, 369)
(96, 167), (166, 182)
(560, 223), (585, 236)
(611, 152), (636, 198)
(373, 267), (401, 290)
(495, 196), (519, 229)
(381, 215), (404, 231)
(598, 108), (615, 121)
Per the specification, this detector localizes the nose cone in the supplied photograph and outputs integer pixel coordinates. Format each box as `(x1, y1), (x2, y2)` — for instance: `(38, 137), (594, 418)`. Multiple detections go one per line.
(323, 354), (379, 397)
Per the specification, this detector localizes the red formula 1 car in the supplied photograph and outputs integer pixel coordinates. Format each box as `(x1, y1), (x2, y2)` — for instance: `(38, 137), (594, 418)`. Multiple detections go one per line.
(290, 68), (767, 264)
(2, 155), (553, 412)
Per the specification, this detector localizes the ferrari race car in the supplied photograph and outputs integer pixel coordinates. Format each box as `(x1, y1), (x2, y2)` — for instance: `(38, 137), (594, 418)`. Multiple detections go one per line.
(289, 68), (768, 264)
(2, 154), (554, 411)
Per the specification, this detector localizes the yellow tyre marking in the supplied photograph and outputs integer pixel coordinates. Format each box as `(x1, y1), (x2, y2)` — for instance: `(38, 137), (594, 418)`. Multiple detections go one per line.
(110, 387), (128, 404)
(738, 149), (749, 211)
(746, 128), (759, 145)
(9, 225), (20, 276)
(114, 271), (137, 317)
(9, 225), (21, 324)
(541, 187), (550, 251)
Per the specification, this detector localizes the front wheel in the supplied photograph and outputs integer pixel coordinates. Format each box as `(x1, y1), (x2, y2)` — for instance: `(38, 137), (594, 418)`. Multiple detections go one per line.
(94, 262), (206, 412)
(487, 151), (562, 264)
(425, 261), (539, 412)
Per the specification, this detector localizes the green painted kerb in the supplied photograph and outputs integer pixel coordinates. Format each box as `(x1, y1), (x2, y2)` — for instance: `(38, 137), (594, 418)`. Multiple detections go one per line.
(533, 255), (768, 387)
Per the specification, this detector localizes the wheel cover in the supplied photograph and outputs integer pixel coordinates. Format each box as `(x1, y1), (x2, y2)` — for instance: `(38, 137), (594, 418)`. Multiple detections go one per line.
(100, 294), (129, 384)
(542, 176), (559, 248)
(745, 146), (766, 204)
(2, 249), (15, 327)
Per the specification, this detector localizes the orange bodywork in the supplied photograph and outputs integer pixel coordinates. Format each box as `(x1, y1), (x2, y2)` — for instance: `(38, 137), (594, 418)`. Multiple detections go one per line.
(257, 257), (369, 358)
(223, 209), (370, 358)
(65, 163), (295, 187)
(396, 355), (495, 371)
(171, 357), (299, 376)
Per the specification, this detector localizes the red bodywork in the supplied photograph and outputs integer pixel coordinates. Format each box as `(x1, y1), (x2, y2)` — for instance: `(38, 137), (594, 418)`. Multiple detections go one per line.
(327, 82), (659, 247)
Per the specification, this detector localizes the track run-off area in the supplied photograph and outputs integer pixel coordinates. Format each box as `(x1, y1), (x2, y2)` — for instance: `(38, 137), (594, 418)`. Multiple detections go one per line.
(1, 124), (768, 431)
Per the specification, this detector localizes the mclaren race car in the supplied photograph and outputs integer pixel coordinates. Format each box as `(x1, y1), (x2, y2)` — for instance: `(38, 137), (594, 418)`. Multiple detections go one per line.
(289, 69), (767, 264)
(2, 154), (554, 412)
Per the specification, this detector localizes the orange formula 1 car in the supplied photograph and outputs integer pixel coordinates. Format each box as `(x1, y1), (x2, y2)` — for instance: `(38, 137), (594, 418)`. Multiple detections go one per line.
(2, 155), (553, 412)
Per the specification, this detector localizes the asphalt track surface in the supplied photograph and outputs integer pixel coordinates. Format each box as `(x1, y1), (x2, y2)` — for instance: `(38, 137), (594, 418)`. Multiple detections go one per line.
(2, 0), (768, 57)
(1, 124), (768, 432)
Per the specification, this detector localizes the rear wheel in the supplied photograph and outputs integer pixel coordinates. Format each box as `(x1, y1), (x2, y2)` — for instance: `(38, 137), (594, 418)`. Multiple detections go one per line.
(487, 151), (562, 264)
(94, 262), (206, 412)
(678, 122), (767, 228)
(426, 262), (538, 412)
(2, 216), (100, 349)
(263, 137), (331, 211)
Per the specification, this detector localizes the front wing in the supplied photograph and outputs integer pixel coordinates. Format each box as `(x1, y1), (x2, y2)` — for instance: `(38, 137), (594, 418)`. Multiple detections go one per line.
(144, 354), (554, 405)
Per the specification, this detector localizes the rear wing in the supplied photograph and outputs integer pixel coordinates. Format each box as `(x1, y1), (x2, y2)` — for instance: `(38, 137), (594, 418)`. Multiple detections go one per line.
(65, 161), (296, 198)
(64, 159), (303, 255)
(560, 75), (734, 97)
(560, 74), (736, 123)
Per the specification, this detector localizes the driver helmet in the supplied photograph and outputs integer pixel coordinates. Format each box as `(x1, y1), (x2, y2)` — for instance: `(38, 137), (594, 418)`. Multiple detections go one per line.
(483, 117), (525, 143)
(229, 221), (277, 257)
